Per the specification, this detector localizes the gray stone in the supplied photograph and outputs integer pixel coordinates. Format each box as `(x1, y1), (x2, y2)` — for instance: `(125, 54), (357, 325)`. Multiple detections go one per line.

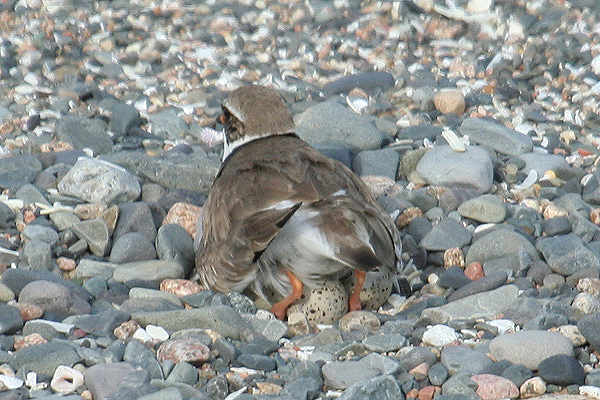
(322, 360), (380, 390)
(466, 228), (538, 265)
(58, 157), (140, 205)
(123, 340), (163, 379)
(538, 354), (585, 385)
(22, 320), (60, 341)
(577, 312), (600, 351)
(56, 115), (113, 155)
(352, 149), (399, 180)
(0, 268), (91, 300)
(112, 260), (184, 284)
(416, 145), (494, 192)
(98, 97), (141, 137)
(20, 240), (54, 270)
(148, 107), (189, 140)
(399, 347), (438, 370)
(48, 211), (80, 231)
(295, 100), (384, 151)
(489, 330), (574, 370)
(441, 373), (480, 400)
(109, 232), (157, 264)
(120, 297), (182, 314)
(459, 118), (533, 156)
(71, 218), (110, 257)
(85, 362), (138, 400)
(0, 154), (43, 188)
(165, 361), (197, 385)
(22, 224), (58, 245)
(322, 71), (395, 95)
(76, 258), (118, 281)
(0, 304), (22, 335)
(362, 334), (406, 352)
(542, 217), (572, 236)
(131, 306), (246, 339)
(501, 364), (533, 387)
(421, 284), (519, 323)
(137, 387), (182, 400)
(113, 202), (157, 242)
(155, 224), (195, 275)
(438, 265), (472, 289)
(536, 233), (600, 276)
(242, 314), (287, 342)
(457, 194), (506, 223)
(19, 280), (91, 318)
(583, 166), (600, 205)
(237, 354), (276, 371)
(15, 184), (50, 206)
(398, 124), (443, 141)
(13, 341), (82, 376)
(441, 345), (494, 375)
(281, 377), (322, 400)
(419, 218), (472, 251)
(447, 271), (508, 302)
(338, 375), (403, 400)
(101, 150), (219, 194)
(429, 362), (449, 386)
(63, 308), (130, 338)
(518, 152), (569, 176)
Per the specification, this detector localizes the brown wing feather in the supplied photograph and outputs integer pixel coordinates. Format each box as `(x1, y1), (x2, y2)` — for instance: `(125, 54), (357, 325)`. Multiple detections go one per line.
(196, 134), (398, 292)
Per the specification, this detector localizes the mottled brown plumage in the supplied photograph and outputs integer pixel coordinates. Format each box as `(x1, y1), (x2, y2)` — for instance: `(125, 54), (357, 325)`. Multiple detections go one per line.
(195, 85), (401, 319)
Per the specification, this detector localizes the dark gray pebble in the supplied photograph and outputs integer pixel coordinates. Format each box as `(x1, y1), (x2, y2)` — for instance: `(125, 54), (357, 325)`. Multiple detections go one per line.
(237, 354), (276, 372)
(109, 231), (157, 264)
(542, 216), (572, 236)
(438, 265), (471, 289)
(502, 364), (533, 387)
(538, 354), (585, 385)
(322, 71), (395, 95)
(447, 271), (508, 302)
(577, 312), (600, 351)
(0, 304), (22, 335)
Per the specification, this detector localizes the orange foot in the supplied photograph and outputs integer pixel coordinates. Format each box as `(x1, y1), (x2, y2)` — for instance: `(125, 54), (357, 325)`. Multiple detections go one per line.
(269, 269), (303, 320)
(348, 270), (366, 312)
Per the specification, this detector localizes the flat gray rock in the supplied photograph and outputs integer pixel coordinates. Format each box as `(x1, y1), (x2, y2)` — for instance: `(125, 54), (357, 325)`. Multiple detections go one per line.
(489, 330), (574, 370)
(131, 306), (246, 339)
(19, 280), (91, 318)
(441, 345), (494, 375)
(338, 375), (403, 400)
(421, 284), (519, 323)
(56, 115), (114, 155)
(58, 157), (141, 205)
(459, 117), (533, 156)
(466, 228), (539, 265)
(295, 100), (384, 151)
(419, 218), (472, 251)
(457, 194), (506, 223)
(416, 145), (493, 192)
(71, 218), (111, 257)
(536, 233), (600, 276)
(112, 260), (185, 284)
(519, 152), (569, 176)
(352, 148), (399, 180)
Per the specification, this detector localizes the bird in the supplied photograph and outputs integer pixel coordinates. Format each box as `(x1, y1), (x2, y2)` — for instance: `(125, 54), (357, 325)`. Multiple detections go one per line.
(195, 84), (401, 320)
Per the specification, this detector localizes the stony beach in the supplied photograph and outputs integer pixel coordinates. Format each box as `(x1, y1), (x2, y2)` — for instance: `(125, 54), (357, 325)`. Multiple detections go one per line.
(1, 0), (600, 399)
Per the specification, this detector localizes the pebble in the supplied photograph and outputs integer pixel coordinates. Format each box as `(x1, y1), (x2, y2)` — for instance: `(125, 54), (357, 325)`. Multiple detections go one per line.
(488, 330), (574, 370)
(440, 345), (494, 376)
(457, 194), (506, 223)
(471, 374), (519, 400)
(536, 233), (600, 276)
(112, 260), (185, 284)
(50, 365), (84, 395)
(416, 145), (493, 193)
(434, 90), (466, 115)
(419, 217), (472, 251)
(520, 376), (547, 398)
(421, 324), (459, 346)
(157, 338), (210, 365)
(538, 354), (586, 386)
(109, 231), (157, 264)
(459, 118), (533, 156)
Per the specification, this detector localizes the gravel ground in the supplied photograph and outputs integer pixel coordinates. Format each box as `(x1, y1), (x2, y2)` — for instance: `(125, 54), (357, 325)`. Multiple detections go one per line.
(1, 0), (600, 399)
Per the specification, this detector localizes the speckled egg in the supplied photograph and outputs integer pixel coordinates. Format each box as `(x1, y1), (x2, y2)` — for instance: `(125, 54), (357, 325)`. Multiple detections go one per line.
(343, 268), (393, 310)
(287, 279), (348, 324)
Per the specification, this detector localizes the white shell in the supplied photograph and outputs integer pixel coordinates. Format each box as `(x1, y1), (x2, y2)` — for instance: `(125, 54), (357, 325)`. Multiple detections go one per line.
(50, 366), (84, 395)
(514, 169), (538, 190)
(442, 129), (466, 152)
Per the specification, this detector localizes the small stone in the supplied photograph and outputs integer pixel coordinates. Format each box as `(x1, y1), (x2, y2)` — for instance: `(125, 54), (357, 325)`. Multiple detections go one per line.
(488, 330), (574, 370)
(538, 354), (585, 385)
(419, 218), (472, 251)
(71, 218), (110, 257)
(13, 301), (43, 321)
(74, 203), (108, 220)
(444, 247), (465, 268)
(160, 279), (204, 296)
(362, 333), (406, 352)
(50, 365), (84, 395)
(464, 262), (484, 280)
(56, 256), (76, 272)
(163, 202), (203, 239)
(520, 377), (546, 398)
(157, 338), (210, 365)
(58, 157), (141, 205)
(114, 320), (141, 341)
(458, 194), (506, 223)
(410, 362), (430, 381)
(56, 115), (113, 155)
(395, 207), (423, 229)
(459, 118), (533, 156)
(578, 277), (600, 296)
(467, 0), (492, 13)
(338, 310), (380, 332)
(14, 332), (47, 350)
(553, 325), (587, 347)
(19, 280), (91, 318)
(422, 324), (459, 346)
(109, 231), (157, 263)
(112, 260), (185, 284)
(471, 374), (519, 400)
(155, 224), (195, 275)
(418, 385), (439, 400)
(536, 233), (600, 276)
(0, 303), (24, 334)
(447, 271), (507, 302)
(434, 90), (466, 115)
(440, 345), (493, 375)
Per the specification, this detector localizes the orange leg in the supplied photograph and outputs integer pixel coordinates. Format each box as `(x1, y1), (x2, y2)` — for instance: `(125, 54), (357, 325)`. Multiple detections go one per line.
(349, 270), (366, 311)
(270, 270), (304, 320)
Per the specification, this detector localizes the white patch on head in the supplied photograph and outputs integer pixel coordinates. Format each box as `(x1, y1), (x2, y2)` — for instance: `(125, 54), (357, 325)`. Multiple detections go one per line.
(222, 133), (262, 161)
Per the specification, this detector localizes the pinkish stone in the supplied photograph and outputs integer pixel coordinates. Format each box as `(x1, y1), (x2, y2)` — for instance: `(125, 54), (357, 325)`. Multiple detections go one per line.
(465, 262), (484, 280)
(157, 338), (210, 365)
(472, 374), (519, 400)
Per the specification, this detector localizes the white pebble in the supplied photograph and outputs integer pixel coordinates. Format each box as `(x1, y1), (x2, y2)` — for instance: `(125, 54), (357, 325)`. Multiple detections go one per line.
(592, 55), (600, 76)
(488, 319), (515, 335)
(50, 366), (84, 395)
(580, 386), (600, 399)
(132, 327), (153, 343)
(466, 0), (492, 14)
(0, 375), (23, 390)
(146, 324), (169, 341)
(422, 324), (459, 346)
